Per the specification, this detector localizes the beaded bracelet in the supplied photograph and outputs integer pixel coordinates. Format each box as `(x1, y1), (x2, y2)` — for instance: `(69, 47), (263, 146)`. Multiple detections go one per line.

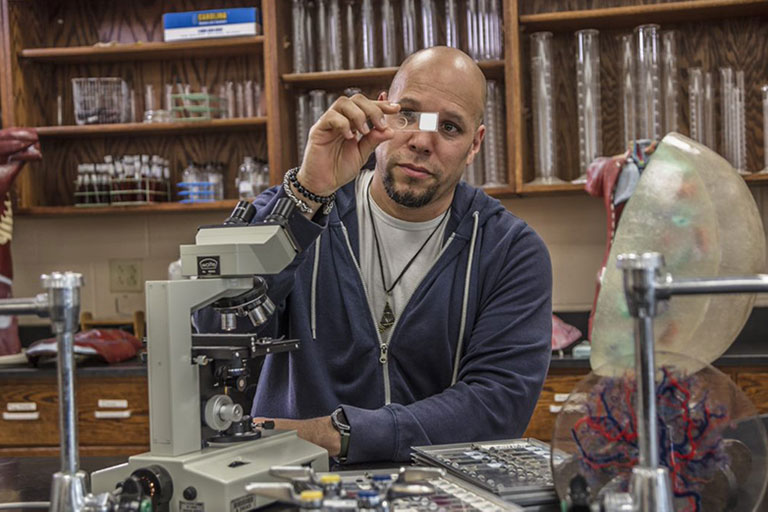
(286, 167), (336, 205)
(282, 168), (335, 216)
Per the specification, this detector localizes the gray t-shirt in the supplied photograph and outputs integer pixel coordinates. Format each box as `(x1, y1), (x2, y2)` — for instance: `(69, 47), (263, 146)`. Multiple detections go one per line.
(356, 171), (450, 345)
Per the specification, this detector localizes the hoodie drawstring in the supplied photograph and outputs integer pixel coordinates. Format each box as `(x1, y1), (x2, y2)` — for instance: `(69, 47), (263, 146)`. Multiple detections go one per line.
(311, 233), (322, 340)
(451, 211), (480, 385)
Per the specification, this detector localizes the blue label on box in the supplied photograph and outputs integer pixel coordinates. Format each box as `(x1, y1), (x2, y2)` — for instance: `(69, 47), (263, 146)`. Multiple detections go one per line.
(163, 8), (257, 29)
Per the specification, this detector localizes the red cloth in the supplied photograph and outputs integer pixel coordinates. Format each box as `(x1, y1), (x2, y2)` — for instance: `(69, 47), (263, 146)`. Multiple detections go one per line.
(551, 314), (582, 350)
(26, 329), (142, 364)
(585, 154), (630, 340)
(0, 128), (42, 356)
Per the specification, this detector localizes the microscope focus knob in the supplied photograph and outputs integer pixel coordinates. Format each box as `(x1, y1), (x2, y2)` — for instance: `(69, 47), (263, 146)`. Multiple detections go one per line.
(204, 394), (243, 432)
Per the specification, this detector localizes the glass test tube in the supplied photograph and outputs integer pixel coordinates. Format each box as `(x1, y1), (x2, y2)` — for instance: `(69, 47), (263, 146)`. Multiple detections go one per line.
(634, 24), (661, 141)
(483, 80), (499, 186)
(381, 0), (397, 67)
(720, 67), (734, 167)
(735, 70), (747, 173)
(466, 0), (478, 60)
(574, 29), (601, 185)
(661, 30), (678, 135)
(329, 0), (343, 70)
(762, 85), (768, 173)
(305, 1), (316, 72)
(144, 84), (155, 112)
(297, 93), (310, 162)
(703, 71), (715, 149)
(309, 89), (326, 126)
(477, 0), (488, 59)
(494, 86), (507, 184)
(530, 32), (563, 185)
(620, 34), (635, 148)
(421, 0), (437, 49)
(361, 0), (376, 67)
(292, 0), (308, 73)
(317, 0), (330, 72)
(345, 0), (356, 69)
(688, 68), (704, 143)
(490, 0), (502, 59)
(402, 0), (417, 57)
(445, 0), (459, 49)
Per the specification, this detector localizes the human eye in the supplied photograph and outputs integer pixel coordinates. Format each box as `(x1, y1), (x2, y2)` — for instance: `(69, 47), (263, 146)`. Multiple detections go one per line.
(440, 121), (461, 135)
(400, 110), (418, 124)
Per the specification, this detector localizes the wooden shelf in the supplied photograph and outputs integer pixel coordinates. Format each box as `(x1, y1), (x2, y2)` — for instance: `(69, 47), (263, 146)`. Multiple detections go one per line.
(483, 185), (517, 198)
(36, 117), (267, 138)
(19, 36), (264, 63)
(15, 200), (240, 217)
(282, 60), (505, 88)
(520, 182), (586, 195)
(519, 0), (768, 32)
(744, 172), (768, 183)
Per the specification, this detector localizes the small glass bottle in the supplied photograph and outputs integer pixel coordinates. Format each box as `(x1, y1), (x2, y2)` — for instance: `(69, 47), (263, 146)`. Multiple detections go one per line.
(237, 156), (258, 200)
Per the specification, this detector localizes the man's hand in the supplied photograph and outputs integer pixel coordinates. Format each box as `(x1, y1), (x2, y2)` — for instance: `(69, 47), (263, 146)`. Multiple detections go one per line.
(253, 416), (341, 456)
(0, 128), (41, 165)
(295, 94), (400, 209)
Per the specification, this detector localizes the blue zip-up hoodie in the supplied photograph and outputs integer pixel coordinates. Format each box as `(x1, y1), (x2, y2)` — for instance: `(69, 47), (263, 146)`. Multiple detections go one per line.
(199, 173), (552, 463)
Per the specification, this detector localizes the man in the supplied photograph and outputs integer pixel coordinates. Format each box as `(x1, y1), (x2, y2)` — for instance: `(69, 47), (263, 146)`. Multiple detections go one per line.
(202, 47), (552, 463)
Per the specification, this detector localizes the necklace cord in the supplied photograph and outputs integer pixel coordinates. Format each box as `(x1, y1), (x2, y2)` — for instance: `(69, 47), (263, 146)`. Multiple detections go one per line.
(366, 177), (449, 295)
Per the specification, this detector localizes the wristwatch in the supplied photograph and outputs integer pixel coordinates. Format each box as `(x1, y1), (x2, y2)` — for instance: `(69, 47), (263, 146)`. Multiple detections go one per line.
(330, 407), (351, 463)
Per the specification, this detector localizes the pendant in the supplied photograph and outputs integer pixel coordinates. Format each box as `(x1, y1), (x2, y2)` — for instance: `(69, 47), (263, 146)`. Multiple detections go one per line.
(378, 301), (395, 332)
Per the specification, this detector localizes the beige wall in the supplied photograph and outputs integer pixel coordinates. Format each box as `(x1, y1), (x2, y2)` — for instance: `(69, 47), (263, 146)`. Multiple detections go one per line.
(9, 188), (768, 325)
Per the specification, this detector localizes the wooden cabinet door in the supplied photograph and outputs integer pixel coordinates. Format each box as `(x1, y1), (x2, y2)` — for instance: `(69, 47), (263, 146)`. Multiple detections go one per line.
(76, 376), (149, 446)
(0, 378), (60, 446)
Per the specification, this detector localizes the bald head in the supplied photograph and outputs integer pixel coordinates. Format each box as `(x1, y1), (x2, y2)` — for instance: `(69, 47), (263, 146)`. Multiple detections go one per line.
(389, 47), (487, 126)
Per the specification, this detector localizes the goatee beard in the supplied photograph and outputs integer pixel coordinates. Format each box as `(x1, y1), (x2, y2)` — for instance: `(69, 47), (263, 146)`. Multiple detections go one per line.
(382, 165), (439, 208)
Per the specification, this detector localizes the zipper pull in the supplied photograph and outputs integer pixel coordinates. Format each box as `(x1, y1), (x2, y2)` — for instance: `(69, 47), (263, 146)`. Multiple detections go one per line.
(379, 343), (388, 364)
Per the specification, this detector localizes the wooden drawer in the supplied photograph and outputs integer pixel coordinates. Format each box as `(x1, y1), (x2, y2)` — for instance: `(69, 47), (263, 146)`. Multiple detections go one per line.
(0, 378), (60, 446)
(523, 372), (588, 442)
(735, 371), (768, 414)
(77, 376), (149, 446)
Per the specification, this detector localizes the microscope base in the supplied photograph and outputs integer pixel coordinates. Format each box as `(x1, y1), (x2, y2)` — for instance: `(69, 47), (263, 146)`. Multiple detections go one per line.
(91, 430), (328, 511)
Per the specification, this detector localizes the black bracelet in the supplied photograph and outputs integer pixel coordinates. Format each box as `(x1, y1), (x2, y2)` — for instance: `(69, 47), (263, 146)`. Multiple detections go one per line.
(287, 167), (335, 205)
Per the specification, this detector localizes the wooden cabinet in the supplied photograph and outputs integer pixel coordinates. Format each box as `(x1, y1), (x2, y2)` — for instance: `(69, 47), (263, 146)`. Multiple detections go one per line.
(523, 369), (588, 442)
(524, 364), (768, 443)
(2, 0), (768, 218)
(0, 373), (148, 457)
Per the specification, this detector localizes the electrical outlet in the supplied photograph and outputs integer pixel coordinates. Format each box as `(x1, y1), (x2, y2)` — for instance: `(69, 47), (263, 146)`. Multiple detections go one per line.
(109, 259), (144, 293)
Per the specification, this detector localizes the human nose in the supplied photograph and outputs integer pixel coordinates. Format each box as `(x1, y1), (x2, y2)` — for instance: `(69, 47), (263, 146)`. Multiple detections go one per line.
(407, 131), (434, 156)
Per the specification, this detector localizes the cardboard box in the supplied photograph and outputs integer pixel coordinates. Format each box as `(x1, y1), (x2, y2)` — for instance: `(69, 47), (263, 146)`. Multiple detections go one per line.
(163, 7), (261, 42)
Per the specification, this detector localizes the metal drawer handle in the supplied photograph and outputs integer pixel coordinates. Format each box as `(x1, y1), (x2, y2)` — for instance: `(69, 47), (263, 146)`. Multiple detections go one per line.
(553, 393), (569, 403)
(97, 399), (128, 409)
(548, 405), (562, 414)
(94, 410), (132, 419)
(3, 411), (40, 421)
(6, 402), (37, 412)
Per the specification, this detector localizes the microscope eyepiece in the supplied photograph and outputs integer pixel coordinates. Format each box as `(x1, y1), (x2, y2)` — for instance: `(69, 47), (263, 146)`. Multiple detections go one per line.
(224, 200), (257, 225)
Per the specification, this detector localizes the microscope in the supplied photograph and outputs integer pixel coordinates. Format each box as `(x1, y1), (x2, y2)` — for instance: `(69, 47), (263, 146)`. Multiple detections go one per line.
(91, 198), (328, 511)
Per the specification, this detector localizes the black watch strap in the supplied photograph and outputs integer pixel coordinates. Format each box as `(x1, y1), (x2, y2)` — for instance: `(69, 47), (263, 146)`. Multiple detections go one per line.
(330, 407), (351, 462)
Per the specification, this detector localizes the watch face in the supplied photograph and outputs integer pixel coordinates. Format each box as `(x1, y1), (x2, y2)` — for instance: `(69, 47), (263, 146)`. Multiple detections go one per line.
(333, 408), (350, 431)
